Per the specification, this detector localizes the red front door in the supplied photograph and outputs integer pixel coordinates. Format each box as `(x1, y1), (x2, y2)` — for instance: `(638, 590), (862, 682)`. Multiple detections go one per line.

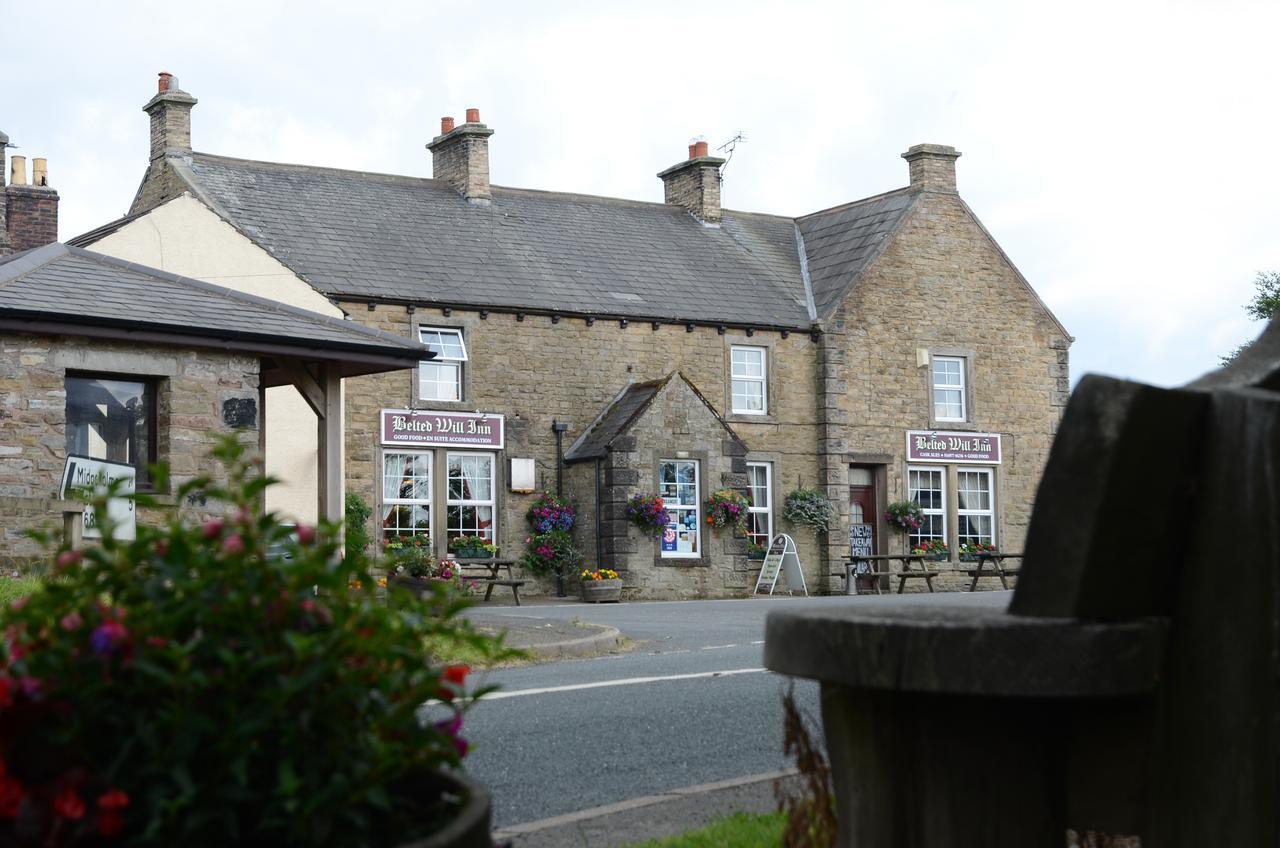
(849, 485), (877, 554)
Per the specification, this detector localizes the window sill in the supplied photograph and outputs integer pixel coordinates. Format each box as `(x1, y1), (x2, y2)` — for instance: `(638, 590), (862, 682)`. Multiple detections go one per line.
(654, 556), (709, 568)
(726, 412), (777, 426)
(927, 419), (978, 432)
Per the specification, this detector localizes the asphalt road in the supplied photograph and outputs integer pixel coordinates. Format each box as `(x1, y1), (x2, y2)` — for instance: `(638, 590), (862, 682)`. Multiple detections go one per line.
(459, 596), (863, 829)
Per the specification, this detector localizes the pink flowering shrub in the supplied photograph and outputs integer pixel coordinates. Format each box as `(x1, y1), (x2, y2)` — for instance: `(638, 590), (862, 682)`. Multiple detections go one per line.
(0, 437), (506, 846)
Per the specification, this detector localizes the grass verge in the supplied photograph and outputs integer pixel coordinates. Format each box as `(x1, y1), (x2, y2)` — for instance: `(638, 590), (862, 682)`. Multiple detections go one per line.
(623, 811), (785, 847)
(0, 576), (45, 606)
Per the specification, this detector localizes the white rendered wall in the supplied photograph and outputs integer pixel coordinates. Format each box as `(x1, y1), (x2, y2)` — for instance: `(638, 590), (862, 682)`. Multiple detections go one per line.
(87, 194), (343, 524)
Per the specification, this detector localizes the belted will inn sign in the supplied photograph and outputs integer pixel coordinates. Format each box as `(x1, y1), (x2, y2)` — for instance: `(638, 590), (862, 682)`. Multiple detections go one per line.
(380, 410), (506, 449)
(906, 430), (1002, 464)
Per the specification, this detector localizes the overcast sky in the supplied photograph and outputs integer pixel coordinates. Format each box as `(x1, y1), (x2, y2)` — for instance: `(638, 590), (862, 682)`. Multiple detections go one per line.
(6, 0), (1276, 386)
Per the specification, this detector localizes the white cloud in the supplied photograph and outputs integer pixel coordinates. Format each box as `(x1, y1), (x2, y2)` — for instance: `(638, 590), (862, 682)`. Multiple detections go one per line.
(5, 0), (1277, 387)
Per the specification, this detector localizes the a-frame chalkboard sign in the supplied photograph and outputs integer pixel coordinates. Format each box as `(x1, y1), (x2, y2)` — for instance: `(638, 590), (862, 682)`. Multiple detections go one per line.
(752, 534), (808, 596)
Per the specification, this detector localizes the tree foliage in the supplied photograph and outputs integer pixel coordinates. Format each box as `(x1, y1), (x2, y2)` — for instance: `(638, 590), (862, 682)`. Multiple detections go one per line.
(1222, 271), (1279, 364)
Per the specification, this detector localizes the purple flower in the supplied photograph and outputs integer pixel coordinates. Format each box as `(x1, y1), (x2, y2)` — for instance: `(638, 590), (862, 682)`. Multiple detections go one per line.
(90, 619), (130, 656)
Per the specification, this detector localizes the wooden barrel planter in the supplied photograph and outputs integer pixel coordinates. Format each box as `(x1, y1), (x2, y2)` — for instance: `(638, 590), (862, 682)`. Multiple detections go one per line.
(580, 578), (622, 603)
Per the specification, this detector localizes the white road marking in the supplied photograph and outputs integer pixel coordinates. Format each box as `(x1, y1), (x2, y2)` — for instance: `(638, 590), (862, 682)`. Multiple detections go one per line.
(751, 640), (765, 645)
(700, 644), (738, 650)
(476, 667), (769, 701)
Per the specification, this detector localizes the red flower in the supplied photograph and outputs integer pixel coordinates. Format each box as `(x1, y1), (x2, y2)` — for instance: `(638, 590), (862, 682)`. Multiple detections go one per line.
(296, 524), (317, 546)
(53, 786), (86, 821)
(435, 664), (470, 702)
(97, 789), (129, 837)
(0, 774), (23, 819)
(222, 533), (246, 555)
(0, 678), (12, 709)
(202, 519), (224, 540)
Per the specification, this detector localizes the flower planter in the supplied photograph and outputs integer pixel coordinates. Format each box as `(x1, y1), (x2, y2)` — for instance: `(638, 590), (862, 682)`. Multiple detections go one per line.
(393, 575), (447, 598)
(455, 551), (495, 560)
(927, 553), (949, 562)
(398, 769), (493, 848)
(746, 552), (766, 561)
(580, 578), (622, 603)
(959, 553), (979, 562)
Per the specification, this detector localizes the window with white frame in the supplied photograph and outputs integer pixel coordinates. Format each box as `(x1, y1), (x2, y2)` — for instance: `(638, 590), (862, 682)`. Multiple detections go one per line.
(731, 346), (768, 415)
(746, 462), (772, 550)
(659, 459), (700, 557)
(956, 468), (996, 547)
(381, 450), (432, 544)
(447, 452), (495, 542)
(931, 355), (966, 422)
(418, 327), (468, 402)
(907, 466), (946, 550)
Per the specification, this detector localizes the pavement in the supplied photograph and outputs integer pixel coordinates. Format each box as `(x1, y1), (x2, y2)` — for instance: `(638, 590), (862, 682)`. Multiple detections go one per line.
(458, 594), (828, 846)
(462, 599), (628, 662)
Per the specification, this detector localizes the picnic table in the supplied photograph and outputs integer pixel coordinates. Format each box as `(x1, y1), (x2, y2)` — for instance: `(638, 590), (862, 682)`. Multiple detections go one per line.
(453, 557), (525, 605)
(964, 551), (1022, 591)
(841, 553), (941, 594)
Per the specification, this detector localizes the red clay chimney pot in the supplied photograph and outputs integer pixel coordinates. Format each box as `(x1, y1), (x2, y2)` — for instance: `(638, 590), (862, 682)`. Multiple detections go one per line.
(465, 108), (480, 124)
(158, 72), (173, 93)
(693, 140), (709, 158)
(688, 144), (697, 160)
(441, 116), (455, 134)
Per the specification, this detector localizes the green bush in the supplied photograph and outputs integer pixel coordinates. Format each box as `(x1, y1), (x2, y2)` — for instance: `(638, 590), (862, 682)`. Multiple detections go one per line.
(343, 491), (372, 561)
(0, 437), (504, 846)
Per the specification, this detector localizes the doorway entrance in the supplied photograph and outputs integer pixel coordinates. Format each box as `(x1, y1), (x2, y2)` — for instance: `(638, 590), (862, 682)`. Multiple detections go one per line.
(849, 467), (878, 553)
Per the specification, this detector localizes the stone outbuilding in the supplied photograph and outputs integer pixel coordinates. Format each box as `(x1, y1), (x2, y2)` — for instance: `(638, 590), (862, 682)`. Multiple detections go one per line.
(69, 72), (1072, 598)
(0, 242), (428, 566)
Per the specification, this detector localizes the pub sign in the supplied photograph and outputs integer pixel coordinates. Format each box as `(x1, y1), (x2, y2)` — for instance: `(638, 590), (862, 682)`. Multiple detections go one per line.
(380, 410), (505, 449)
(905, 430), (1002, 464)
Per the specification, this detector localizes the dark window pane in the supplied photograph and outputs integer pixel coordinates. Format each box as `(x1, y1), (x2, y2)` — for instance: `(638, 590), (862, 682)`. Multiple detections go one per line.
(65, 376), (151, 486)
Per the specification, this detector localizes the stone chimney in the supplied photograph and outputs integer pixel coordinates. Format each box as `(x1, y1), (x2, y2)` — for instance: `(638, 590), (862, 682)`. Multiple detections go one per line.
(427, 108), (494, 204)
(130, 72), (198, 215)
(657, 140), (725, 225)
(902, 144), (961, 192)
(4, 153), (59, 253)
(144, 71), (197, 162)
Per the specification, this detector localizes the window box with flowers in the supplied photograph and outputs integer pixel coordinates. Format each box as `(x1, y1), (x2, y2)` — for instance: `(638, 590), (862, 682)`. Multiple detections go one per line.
(911, 539), (950, 561)
(746, 541), (768, 561)
(579, 568), (622, 603)
(958, 542), (998, 562)
(448, 535), (499, 559)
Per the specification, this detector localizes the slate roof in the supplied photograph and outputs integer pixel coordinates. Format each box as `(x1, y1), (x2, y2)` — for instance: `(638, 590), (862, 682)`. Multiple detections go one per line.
(798, 189), (919, 318)
(565, 372), (744, 462)
(564, 378), (667, 462)
(75, 153), (924, 329)
(0, 243), (431, 370)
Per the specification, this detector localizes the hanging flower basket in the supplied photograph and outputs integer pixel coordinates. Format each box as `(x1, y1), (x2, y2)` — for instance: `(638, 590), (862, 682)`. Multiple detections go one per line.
(885, 501), (924, 533)
(626, 493), (670, 536)
(705, 489), (749, 535)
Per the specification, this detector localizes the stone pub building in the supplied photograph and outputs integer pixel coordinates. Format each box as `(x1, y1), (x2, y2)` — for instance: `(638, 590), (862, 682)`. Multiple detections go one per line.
(73, 73), (1071, 597)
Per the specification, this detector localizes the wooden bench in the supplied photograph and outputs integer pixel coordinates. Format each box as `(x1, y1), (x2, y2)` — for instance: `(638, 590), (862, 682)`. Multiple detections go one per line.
(843, 554), (942, 594)
(455, 558), (525, 606)
(765, 341), (1280, 848)
(964, 552), (1023, 591)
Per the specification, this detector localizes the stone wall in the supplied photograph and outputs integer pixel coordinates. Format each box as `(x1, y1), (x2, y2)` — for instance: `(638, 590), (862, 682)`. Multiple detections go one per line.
(0, 333), (260, 567)
(342, 306), (825, 595)
(816, 189), (1070, 591)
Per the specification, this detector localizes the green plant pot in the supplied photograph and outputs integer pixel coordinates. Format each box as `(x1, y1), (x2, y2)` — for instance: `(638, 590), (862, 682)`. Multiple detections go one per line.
(580, 578), (622, 603)
(927, 553), (949, 562)
(746, 552), (766, 561)
(959, 553), (979, 562)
